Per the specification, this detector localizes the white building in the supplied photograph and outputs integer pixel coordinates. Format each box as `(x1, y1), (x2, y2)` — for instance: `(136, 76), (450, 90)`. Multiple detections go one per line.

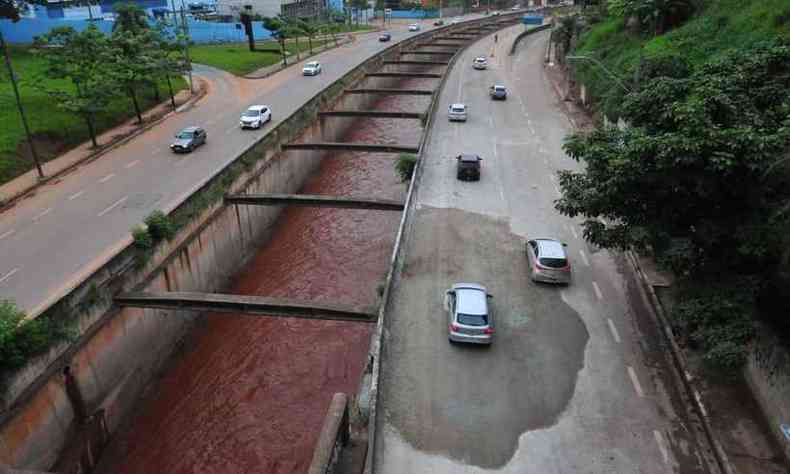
(216, 0), (282, 19)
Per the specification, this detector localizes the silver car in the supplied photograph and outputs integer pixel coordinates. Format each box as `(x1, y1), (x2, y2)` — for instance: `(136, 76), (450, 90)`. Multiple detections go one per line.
(448, 103), (467, 122)
(445, 283), (494, 345)
(302, 61), (322, 76)
(526, 238), (572, 284)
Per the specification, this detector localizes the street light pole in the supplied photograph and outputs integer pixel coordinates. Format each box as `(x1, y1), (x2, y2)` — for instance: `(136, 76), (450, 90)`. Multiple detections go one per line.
(566, 54), (631, 94)
(0, 30), (44, 179)
(179, 0), (194, 94)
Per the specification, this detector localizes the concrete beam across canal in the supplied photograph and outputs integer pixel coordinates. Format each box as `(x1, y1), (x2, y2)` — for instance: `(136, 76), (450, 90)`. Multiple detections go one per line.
(383, 60), (450, 66)
(282, 143), (420, 153)
(365, 72), (443, 79)
(345, 88), (435, 95)
(224, 193), (406, 211)
(115, 292), (377, 322)
(400, 50), (456, 55)
(318, 110), (423, 119)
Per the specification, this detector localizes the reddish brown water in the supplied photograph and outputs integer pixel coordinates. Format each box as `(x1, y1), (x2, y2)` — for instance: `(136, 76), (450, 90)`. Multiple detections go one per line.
(102, 88), (429, 474)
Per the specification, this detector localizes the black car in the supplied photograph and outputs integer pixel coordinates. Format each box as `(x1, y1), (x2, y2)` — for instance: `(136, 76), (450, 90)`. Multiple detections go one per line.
(170, 126), (207, 153)
(456, 154), (482, 181)
(379, 33), (391, 42)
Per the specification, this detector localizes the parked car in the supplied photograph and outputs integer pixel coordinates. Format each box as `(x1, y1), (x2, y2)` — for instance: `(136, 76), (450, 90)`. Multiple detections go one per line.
(302, 61), (322, 76)
(473, 56), (488, 70)
(170, 126), (206, 153)
(492, 10), (501, 15)
(525, 238), (572, 284)
(408, 23), (420, 31)
(511, 5), (521, 10)
(490, 84), (507, 100)
(446, 283), (494, 345)
(379, 33), (391, 42)
(239, 105), (272, 129)
(434, 19), (444, 26)
(450, 17), (461, 24)
(455, 153), (482, 181)
(448, 103), (468, 122)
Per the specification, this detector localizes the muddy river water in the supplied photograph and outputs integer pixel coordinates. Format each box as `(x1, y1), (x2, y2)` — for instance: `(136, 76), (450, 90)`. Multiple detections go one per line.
(100, 84), (433, 474)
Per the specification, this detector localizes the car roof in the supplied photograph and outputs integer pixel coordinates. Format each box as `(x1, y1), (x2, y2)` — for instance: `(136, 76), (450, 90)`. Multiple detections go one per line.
(247, 105), (267, 111)
(450, 103), (466, 109)
(493, 84), (506, 88)
(181, 126), (200, 132)
(474, 56), (487, 60)
(535, 239), (566, 258)
(452, 284), (488, 315)
(457, 153), (481, 162)
(305, 61), (319, 66)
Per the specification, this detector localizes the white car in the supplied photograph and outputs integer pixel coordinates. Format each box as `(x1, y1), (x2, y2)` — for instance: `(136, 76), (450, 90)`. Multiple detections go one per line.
(473, 56), (488, 69)
(408, 23), (420, 31)
(302, 61), (322, 76)
(448, 103), (467, 122)
(450, 18), (461, 24)
(239, 105), (272, 129)
(446, 283), (494, 345)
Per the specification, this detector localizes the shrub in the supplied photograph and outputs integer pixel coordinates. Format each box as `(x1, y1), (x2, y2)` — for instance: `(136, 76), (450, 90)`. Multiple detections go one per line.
(144, 210), (176, 242)
(0, 300), (73, 372)
(132, 225), (153, 250)
(395, 153), (418, 182)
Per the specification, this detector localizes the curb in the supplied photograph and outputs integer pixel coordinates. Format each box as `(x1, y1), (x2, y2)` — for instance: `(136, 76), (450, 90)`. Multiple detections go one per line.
(0, 78), (209, 213)
(540, 57), (734, 474)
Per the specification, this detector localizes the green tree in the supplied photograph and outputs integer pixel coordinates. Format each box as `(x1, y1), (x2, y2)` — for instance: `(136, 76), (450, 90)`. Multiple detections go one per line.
(110, 13), (160, 124)
(112, 1), (149, 33)
(607, 0), (695, 35)
(34, 26), (116, 148)
(151, 19), (188, 110)
(262, 16), (288, 66)
(555, 42), (790, 278)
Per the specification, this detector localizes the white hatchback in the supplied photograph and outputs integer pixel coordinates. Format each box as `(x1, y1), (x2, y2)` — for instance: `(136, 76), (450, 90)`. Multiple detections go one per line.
(302, 61), (322, 76)
(473, 56), (488, 69)
(408, 23), (420, 31)
(239, 105), (272, 129)
(448, 103), (467, 122)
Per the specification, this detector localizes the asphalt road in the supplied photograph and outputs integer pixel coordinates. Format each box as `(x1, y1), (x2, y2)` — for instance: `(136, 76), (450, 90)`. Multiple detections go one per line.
(0, 17), (475, 316)
(374, 25), (712, 473)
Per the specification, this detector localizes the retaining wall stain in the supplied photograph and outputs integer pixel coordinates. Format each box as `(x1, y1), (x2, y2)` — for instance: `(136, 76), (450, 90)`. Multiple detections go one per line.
(100, 91), (425, 474)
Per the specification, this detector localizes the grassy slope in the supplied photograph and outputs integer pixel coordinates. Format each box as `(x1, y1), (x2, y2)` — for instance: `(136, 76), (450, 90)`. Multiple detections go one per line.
(0, 46), (187, 186)
(190, 38), (332, 76)
(574, 0), (790, 112)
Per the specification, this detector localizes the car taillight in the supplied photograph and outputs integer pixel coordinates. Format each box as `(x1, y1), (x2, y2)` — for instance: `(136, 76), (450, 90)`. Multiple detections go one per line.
(450, 324), (459, 332)
(483, 327), (494, 335)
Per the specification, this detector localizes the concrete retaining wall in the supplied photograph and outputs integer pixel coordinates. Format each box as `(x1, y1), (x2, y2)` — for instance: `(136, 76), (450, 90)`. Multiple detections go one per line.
(0, 25), (443, 471)
(745, 328), (790, 464)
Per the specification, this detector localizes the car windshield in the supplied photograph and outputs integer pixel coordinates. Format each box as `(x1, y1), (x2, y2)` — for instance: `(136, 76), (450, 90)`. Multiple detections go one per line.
(305, 63), (317, 68)
(176, 131), (194, 139)
(458, 313), (487, 326)
(539, 257), (568, 268)
(242, 110), (260, 117)
(451, 106), (465, 113)
(475, 58), (485, 62)
(494, 86), (505, 92)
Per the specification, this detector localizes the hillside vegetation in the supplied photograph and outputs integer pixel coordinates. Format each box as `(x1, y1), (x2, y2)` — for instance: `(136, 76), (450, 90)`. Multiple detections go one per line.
(555, 0), (790, 376)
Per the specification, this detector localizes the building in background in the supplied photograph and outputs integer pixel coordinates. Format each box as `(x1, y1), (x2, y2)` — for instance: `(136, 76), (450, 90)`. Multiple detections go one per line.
(280, 0), (330, 19)
(215, 0), (281, 19)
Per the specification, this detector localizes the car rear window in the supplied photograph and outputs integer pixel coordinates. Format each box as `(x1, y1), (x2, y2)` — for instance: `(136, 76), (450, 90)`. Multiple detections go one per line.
(451, 106), (465, 113)
(539, 257), (568, 268)
(458, 313), (487, 326)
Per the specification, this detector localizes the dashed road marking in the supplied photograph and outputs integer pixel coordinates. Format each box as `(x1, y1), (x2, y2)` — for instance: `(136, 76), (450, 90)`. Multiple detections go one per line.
(592, 281), (603, 300)
(0, 229), (15, 240)
(608, 318), (621, 343)
(33, 208), (52, 222)
(627, 366), (644, 397)
(579, 249), (589, 266)
(653, 430), (670, 464)
(125, 160), (140, 169)
(0, 267), (19, 285)
(98, 196), (128, 217)
(99, 173), (115, 183)
(69, 189), (85, 200)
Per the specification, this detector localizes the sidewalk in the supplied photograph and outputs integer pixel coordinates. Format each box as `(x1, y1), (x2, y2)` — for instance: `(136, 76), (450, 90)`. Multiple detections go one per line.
(543, 58), (789, 474)
(0, 78), (207, 210)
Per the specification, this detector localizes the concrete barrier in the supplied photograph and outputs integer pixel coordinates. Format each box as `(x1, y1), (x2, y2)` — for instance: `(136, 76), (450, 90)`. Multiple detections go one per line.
(308, 393), (350, 474)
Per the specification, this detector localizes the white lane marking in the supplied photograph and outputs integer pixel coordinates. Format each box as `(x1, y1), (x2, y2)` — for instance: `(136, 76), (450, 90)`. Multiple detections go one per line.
(0, 229), (16, 240)
(68, 190), (85, 200)
(125, 159), (140, 169)
(627, 366), (645, 397)
(653, 430), (670, 464)
(579, 249), (589, 266)
(608, 318), (621, 343)
(33, 208), (52, 222)
(570, 226), (578, 239)
(97, 196), (128, 217)
(99, 173), (115, 183)
(592, 281), (603, 300)
(0, 267), (19, 285)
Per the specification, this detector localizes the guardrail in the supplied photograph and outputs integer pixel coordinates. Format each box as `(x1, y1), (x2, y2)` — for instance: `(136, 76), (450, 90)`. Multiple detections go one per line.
(308, 393), (350, 474)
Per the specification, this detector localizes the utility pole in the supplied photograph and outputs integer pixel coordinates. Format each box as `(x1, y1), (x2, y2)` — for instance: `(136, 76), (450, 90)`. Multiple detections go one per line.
(0, 30), (44, 179)
(179, 0), (194, 94)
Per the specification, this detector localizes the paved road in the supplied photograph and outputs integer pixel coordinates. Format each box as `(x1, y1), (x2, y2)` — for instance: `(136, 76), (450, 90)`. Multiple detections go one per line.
(374, 25), (712, 473)
(0, 18), (475, 316)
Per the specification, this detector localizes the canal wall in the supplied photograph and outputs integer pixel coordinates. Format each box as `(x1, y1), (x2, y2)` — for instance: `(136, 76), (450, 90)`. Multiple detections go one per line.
(0, 22), (461, 470)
